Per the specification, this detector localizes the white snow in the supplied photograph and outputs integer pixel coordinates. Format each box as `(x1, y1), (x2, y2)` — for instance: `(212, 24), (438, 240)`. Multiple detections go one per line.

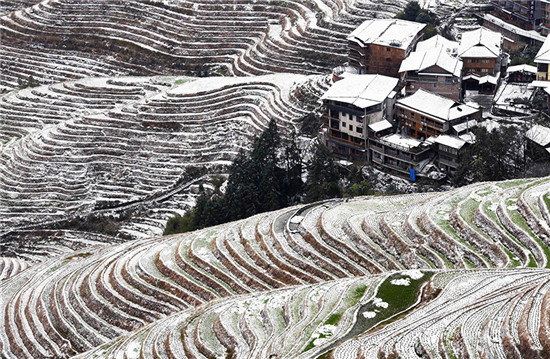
(348, 19), (425, 50)
(390, 278), (411, 286)
(363, 311), (377, 318)
(373, 297), (389, 309)
(401, 270), (424, 280)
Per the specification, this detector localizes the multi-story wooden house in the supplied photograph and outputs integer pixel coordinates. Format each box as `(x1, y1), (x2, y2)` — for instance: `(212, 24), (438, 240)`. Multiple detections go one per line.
(489, 0), (542, 31)
(434, 135), (469, 174)
(458, 28), (503, 92)
(395, 89), (481, 140)
(347, 19), (425, 77)
(367, 90), (480, 179)
(321, 74), (400, 159)
(399, 45), (463, 100)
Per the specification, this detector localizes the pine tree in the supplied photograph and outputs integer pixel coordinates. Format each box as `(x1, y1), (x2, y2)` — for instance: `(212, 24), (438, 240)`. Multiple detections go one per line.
(305, 142), (341, 203)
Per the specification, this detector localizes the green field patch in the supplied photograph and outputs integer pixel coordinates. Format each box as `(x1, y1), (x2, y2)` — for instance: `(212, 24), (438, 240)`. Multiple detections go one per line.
(508, 207), (550, 268)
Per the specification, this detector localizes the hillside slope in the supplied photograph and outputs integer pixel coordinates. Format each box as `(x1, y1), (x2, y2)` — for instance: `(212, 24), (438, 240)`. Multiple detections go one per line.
(0, 74), (329, 231)
(1, 176), (549, 358)
(0, 0), (412, 91)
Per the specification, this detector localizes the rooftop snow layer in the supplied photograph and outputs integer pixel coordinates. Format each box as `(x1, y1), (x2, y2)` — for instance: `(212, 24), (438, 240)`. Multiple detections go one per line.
(397, 89), (479, 122)
(380, 133), (422, 150)
(506, 64), (537, 74)
(452, 119), (478, 134)
(348, 19), (425, 50)
(416, 35), (458, 54)
(368, 119), (393, 132)
(321, 74), (399, 109)
(435, 135), (466, 149)
(399, 46), (462, 77)
(483, 14), (545, 42)
(536, 34), (550, 63)
(458, 28), (501, 59)
(526, 124), (550, 147)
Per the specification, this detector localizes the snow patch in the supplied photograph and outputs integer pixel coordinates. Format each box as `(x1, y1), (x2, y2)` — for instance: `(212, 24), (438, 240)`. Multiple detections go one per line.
(401, 270), (424, 280)
(373, 297), (388, 309)
(363, 311), (377, 318)
(390, 278), (411, 286)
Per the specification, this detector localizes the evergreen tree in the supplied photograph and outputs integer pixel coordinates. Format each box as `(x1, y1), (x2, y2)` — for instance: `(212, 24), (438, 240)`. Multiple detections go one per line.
(453, 127), (525, 185)
(281, 132), (303, 205)
(305, 142), (341, 203)
(224, 149), (259, 220)
(404, 1), (421, 21)
(251, 119), (282, 212)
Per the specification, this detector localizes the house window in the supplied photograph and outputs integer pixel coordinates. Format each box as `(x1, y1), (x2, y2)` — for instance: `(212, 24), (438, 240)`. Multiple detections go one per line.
(349, 125), (354, 131)
(433, 83), (438, 88)
(386, 57), (392, 62)
(481, 68), (488, 73)
(387, 48), (391, 52)
(374, 152), (382, 159)
(357, 127), (363, 134)
(342, 122), (347, 128)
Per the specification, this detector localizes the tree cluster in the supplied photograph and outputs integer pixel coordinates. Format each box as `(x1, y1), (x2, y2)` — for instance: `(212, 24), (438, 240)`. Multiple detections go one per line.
(453, 126), (527, 185)
(509, 45), (541, 66)
(17, 75), (40, 89)
(164, 120), (374, 235)
(395, 1), (438, 38)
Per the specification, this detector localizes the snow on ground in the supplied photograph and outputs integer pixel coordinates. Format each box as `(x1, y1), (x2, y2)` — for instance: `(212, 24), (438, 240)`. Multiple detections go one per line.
(390, 278), (411, 286)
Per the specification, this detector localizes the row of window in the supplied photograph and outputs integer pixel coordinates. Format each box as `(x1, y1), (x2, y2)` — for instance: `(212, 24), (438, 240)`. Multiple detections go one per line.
(341, 122), (363, 133)
(467, 59), (491, 64)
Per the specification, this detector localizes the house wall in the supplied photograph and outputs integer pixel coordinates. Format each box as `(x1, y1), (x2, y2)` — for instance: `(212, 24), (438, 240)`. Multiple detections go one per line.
(462, 57), (497, 75)
(349, 42), (408, 77)
(396, 106), (445, 140)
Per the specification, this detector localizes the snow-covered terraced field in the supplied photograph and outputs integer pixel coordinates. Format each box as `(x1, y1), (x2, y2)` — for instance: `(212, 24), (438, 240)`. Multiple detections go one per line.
(70, 269), (550, 359)
(1, 176), (549, 358)
(0, 74), (329, 231)
(0, 0), (413, 90)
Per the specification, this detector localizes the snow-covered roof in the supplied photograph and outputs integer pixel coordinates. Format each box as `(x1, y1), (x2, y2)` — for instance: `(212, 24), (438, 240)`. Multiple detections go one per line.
(526, 124), (550, 147)
(535, 35), (550, 64)
(321, 74), (399, 109)
(458, 28), (501, 59)
(396, 89), (480, 122)
(507, 64), (537, 74)
(368, 119), (393, 132)
(463, 73), (499, 85)
(452, 119), (478, 134)
(380, 133), (422, 150)
(435, 135), (466, 150)
(459, 132), (476, 143)
(399, 46), (462, 77)
(348, 19), (425, 50)
(416, 35), (458, 54)
(483, 14), (545, 43)
(494, 82), (535, 106)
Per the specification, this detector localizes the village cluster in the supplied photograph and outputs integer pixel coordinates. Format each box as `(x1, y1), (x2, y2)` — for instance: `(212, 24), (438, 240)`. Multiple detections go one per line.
(320, 11), (550, 181)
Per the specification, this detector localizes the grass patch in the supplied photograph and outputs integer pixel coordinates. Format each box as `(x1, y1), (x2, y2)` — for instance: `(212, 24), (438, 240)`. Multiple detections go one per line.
(431, 248), (454, 269)
(314, 271), (434, 358)
(500, 244), (521, 267)
(324, 313), (342, 326)
(174, 78), (188, 85)
(346, 271), (434, 338)
(65, 252), (92, 261)
(508, 206), (550, 268)
(544, 194), (550, 213)
(527, 254), (538, 267)
(418, 254), (437, 269)
(496, 179), (532, 189)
